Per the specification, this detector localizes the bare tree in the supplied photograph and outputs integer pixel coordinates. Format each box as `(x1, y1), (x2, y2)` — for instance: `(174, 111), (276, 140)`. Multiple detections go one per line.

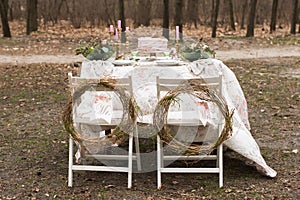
(299, 11), (300, 33)
(162, 0), (169, 39)
(0, 0), (11, 37)
(270, 0), (278, 33)
(118, 0), (126, 42)
(186, 0), (198, 28)
(240, 0), (248, 29)
(174, 0), (184, 40)
(211, 0), (220, 38)
(228, 0), (235, 31)
(246, 0), (257, 37)
(70, 0), (81, 28)
(135, 0), (151, 27)
(290, 0), (298, 34)
(211, 0), (215, 26)
(104, 0), (114, 25)
(26, 0), (38, 35)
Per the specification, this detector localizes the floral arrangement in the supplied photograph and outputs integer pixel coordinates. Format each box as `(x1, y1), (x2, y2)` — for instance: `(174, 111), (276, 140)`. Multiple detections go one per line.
(75, 40), (115, 61)
(181, 40), (216, 61)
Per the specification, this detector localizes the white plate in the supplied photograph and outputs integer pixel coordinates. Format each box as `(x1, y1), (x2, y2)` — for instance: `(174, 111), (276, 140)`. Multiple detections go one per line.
(113, 60), (133, 66)
(156, 60), (180, 66)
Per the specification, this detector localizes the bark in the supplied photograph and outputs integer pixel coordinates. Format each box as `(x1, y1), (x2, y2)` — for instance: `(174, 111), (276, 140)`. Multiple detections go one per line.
(118, 0), (126, 42)
(211, 0), (215, 26)
(246, 0), (257, 37)
(174, 0), (184, 41)
(240, 0), (248, 29)
(104, 0), (113, 25)
(290, 0), (298, 34)
(162, 0), (169, 39)
(211, 0), (220, 38)
(26, 0), (38, 35)
(135, 0), (151, 27)
(70, 0), (81, 28)
(187, 0), (198, 28)
(270, 0), (278, 33)
(0, 0), (11, 37)
(229, 0), (236, 31)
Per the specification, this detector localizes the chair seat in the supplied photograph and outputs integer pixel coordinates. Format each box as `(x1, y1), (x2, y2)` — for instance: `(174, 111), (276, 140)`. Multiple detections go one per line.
(73, 110), (124, 125)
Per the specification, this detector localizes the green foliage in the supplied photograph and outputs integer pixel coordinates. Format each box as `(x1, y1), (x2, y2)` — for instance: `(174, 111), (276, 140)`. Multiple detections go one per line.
(181, 41), (216, 61)
(75, 41), (115, 61)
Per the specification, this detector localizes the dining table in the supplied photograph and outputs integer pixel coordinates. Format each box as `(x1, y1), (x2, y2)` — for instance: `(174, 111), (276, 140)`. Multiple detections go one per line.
(73, 55), (277, 178)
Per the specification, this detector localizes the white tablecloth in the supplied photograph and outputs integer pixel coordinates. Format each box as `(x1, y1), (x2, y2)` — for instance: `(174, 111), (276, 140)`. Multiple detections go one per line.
(77, 58), (277, 177)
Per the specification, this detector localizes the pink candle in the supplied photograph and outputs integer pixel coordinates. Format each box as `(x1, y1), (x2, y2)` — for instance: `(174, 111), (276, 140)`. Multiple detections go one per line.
(117, 20), (121, 29)
(175, 26), (179, 40)
(126, 26), (129, 32)
(109, 25), (114, 33)
(115, 28), (119, 40)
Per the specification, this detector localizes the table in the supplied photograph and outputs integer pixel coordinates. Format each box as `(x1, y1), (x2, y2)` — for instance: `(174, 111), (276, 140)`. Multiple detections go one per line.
(76, 57), (277, 177)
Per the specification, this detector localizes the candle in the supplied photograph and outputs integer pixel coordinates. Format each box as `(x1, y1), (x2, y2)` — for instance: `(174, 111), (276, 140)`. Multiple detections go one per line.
(126, 26), (129, 32)
(175, 26), (179, 40)
(117, 20), (121, 29)
(109, 25), (114, 33)
(115, 28), (119, 40)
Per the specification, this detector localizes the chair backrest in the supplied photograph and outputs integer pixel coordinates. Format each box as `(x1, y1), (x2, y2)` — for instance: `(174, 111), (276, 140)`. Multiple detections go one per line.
(156, 73), (223, 100)
(68, 72), (133, 95)
(68, 72), (133, 124)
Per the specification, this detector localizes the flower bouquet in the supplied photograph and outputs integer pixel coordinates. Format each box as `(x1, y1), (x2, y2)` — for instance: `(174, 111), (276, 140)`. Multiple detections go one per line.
(180, 40), (215, 62)
(75, 40), (115, 61)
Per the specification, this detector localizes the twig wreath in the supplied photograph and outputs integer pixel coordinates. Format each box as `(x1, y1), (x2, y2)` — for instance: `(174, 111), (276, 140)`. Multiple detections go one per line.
(153, 78), (234, 155)
(62, 78), (139, 153)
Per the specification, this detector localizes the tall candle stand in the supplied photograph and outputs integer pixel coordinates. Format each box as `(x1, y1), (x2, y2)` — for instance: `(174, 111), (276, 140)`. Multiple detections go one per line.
(114, 28), (122, 60)
(175, 39), (180, 59)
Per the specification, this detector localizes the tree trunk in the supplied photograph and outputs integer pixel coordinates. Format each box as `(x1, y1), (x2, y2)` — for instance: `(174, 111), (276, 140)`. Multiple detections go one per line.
(26, 0), (38, 35)
(0, 0), (11, 37)
(211, 0), (220, 38)
(186, 0), (198, 28)
(174, 0), (184, 41)
(270, 0), (278, 33)
(298, 9), (300, 33)
(211, 0), (215, 26)
(104, 0), (113, 25)
(290, 0), (298, 34)
(8, 0), (13, 21)
(136, 0), (151, 27)
(162, 0), (169, 39)
(228, 0), (236, 31)
(118, 0), (126, 42)
(240, 0), (248, 29)
(70, 0), (81, 28)
(246, 0), (257, 37)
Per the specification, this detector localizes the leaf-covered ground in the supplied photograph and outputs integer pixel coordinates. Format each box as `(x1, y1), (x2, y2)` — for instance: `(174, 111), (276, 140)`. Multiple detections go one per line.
(0, 57), (299, 200)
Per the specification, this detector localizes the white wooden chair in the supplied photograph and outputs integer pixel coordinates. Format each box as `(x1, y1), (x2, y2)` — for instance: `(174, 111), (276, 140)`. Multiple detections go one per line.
(156, 73), (224, 189)
(67, 72), (141, 188)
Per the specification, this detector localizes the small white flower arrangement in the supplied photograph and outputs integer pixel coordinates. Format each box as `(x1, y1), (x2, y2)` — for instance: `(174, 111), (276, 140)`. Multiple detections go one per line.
(181, 40), (215, 61)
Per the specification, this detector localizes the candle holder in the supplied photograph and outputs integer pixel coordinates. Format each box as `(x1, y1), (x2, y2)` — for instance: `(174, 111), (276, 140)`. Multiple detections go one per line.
(175, 39), (180, 59)
(115, 40), (123, 60)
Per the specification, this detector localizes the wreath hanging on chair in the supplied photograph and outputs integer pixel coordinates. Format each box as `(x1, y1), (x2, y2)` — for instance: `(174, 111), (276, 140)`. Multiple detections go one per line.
(153, 78), (234, 155)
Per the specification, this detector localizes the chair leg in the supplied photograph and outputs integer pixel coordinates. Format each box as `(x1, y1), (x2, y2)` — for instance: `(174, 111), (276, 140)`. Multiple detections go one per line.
(157, 135), (162, 189)
(68, 137), (73, 187)
(128, 133), (133, 188)
(219, 144), (223, 188)
(134, 126), (142, 171)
